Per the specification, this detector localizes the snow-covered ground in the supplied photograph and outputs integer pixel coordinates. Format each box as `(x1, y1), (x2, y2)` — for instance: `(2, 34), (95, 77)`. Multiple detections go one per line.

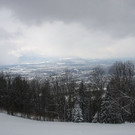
(0, 113), (135, 135)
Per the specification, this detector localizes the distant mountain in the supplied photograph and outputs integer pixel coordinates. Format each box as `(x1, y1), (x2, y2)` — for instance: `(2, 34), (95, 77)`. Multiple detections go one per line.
(18, 56), (59, 64)
(18, 56), (122, 65)
(1, 56), (135, 80)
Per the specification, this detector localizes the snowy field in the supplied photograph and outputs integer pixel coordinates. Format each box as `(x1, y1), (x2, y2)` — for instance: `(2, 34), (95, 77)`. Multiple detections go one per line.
(0, 113), (135, 135)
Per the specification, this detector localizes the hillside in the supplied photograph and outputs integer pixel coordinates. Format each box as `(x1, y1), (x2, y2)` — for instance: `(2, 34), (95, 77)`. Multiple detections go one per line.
(0, 113), (135, 135)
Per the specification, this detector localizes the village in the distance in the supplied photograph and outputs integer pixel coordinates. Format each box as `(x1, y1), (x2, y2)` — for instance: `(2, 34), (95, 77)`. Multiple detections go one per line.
(0, 56), (124, 81)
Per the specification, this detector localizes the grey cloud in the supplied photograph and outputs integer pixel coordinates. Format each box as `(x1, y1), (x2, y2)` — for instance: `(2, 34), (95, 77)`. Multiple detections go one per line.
(0, 44), (18, 65)
(0, 28), (22, 40)
(0, 28), (12, 39)
(0, 0), (135, 37)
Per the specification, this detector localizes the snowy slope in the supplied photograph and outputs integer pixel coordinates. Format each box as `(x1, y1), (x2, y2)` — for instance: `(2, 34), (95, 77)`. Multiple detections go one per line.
(0, 113), (135, 135)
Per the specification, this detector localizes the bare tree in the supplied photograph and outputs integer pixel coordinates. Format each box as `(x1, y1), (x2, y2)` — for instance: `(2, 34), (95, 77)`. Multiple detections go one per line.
(108, 61), (135, 122)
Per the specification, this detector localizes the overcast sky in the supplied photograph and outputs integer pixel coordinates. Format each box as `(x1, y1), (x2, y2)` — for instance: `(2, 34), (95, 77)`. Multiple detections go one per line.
(0, 0), (135, 65)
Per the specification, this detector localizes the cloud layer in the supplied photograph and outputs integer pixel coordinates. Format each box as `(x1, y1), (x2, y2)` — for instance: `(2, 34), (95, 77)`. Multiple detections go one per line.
(0, 1), (135, 65)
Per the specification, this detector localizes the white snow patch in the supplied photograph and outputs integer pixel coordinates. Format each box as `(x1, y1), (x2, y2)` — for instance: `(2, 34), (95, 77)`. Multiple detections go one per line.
(0, 113), (135, 135)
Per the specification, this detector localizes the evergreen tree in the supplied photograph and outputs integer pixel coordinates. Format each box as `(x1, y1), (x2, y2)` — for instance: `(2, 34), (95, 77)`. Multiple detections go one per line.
(72, 101), (83, 122)
(100, 91), (123, 123)
(0, 73), (7, 109)
(78, 81), (86, 120)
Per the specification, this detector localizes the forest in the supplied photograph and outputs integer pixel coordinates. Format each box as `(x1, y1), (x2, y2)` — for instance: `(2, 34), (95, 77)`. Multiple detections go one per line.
(0, 61), (135, 123)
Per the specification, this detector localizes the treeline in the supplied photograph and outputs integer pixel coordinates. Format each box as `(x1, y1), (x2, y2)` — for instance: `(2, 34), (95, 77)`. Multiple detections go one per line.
(0, 61), (135, 123)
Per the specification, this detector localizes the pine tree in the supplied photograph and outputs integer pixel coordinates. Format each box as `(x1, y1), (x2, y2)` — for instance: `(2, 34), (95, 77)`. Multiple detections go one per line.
(72, 101), (83, 122)
(100, 91), (123, 123)
(79, 81), (86, 120)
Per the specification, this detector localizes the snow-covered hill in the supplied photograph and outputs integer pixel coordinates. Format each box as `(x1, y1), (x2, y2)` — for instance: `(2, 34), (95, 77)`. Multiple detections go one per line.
(0, 113), (135, 135)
